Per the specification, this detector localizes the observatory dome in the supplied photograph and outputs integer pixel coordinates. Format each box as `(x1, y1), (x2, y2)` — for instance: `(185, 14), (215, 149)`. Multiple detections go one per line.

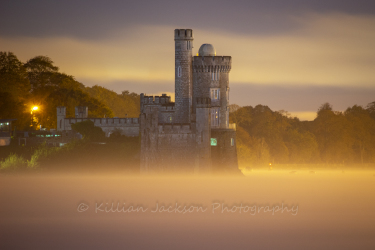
(198, 44), (216, 56)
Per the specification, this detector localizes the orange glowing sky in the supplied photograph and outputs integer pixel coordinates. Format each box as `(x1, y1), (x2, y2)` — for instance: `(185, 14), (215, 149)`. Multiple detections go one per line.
(1, 1), (375, 120)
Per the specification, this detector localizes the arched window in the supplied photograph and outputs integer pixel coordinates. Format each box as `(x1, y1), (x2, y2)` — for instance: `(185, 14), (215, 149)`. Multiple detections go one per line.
(178, 66), (182, 77)
(211, 108), (220, 127)
(211, 88), (220, 100)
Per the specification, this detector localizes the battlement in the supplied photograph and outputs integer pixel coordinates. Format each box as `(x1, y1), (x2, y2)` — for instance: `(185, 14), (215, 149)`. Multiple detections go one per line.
(65, 117), (139, 126)
(174, 29), (193, 40)
(193, 56), (232, 73)
(141, 93), (172, 105)
(196, 97), (211, 108)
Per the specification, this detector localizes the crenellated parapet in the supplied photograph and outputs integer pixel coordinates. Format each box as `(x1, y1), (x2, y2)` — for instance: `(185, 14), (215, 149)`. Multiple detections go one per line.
(174, 29), (193, 41)
(196, 97), (211, 108)
(141, 93), (172, 105)
(193, 56), (232, 73)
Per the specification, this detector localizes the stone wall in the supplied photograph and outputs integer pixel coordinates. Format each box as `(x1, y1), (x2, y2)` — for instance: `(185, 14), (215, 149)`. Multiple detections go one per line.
(210, 129), (239, 173)
(156, 124), (196, 172)
(63, 118), (139, 137)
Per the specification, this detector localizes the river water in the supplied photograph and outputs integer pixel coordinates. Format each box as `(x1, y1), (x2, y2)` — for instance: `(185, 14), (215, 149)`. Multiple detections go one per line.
(1, 169), (374, 249)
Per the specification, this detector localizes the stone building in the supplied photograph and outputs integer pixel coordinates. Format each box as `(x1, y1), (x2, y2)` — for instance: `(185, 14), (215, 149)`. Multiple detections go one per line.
(140, 29), (238, 174)
(56, 106), (139, 137)
(56, 29), (239, 174)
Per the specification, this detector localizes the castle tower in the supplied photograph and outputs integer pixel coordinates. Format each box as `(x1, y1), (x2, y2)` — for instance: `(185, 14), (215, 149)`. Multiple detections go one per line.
(193, 44), (232, 129)
(174, 29), (193, 123)
(56, 106), (66, 131)
(75, 106), (88, 118)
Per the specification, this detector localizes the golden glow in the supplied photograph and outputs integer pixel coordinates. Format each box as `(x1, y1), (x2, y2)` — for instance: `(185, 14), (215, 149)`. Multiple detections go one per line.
(1, 14), (374, 87)
(32, 106), (39, 111)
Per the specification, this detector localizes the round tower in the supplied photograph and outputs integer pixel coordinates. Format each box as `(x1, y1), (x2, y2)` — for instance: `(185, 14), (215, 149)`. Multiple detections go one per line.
(193, 45), (232, 129)
(174, 29), (193, 123)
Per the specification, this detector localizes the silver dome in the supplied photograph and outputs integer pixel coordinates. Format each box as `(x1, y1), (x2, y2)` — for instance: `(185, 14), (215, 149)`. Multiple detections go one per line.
(198, 44), (216, 56)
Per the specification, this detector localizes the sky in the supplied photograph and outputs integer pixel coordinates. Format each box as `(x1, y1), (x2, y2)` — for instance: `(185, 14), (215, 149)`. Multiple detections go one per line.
(1, 0), (375, 120)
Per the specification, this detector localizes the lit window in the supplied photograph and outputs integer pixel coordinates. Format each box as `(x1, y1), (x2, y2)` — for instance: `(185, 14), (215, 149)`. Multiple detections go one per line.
(210, 88), (220, 100)
(211, 138), (217, 146)
(231, 138), (234, 146)
(227, 87), (229, 100)
(169, 116), (172, 122)
(211, 108), (220, 127)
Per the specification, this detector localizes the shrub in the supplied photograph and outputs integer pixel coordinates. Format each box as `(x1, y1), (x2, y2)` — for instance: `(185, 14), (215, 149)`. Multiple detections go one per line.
(27, 143), (61, 168)
(0, 153), (27, 170)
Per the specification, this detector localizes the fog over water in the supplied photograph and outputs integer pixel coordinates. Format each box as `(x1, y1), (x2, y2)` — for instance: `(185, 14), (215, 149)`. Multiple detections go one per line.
(1, 170), (375, 249)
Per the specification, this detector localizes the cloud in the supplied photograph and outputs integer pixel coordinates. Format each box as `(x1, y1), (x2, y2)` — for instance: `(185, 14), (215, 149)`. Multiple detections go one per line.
(1, 12), (374, 112)
(2, 13), (374, 88)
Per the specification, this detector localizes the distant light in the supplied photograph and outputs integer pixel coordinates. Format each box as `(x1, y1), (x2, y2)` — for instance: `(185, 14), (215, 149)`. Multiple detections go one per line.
(32, 106), (38, 111)
(269, 163), (272, 166)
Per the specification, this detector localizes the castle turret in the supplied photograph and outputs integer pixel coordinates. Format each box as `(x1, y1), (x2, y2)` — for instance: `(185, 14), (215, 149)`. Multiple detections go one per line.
(75, 106), (88, 118)
(193, 48), (232, 129)
(174, 29), (193, 123)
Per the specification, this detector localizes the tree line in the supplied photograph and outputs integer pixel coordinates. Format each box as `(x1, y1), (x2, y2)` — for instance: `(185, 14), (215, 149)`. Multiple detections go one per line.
(230, 102), (375, 167)
(2, 51), (375, 167)
(0, 52), (140, 130)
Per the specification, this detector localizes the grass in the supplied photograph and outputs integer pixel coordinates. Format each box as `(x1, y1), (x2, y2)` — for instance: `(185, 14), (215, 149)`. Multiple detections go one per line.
(0, 137), (141, 174)
(0, 153), (28, 171)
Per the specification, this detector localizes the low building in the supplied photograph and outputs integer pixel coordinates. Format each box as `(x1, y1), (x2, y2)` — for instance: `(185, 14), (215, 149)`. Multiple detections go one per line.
(0, 119), (16, 146)
(56, 106), (139, 137)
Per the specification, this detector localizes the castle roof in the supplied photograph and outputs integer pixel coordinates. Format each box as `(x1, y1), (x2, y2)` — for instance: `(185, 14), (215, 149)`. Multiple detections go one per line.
(198, 44), (216, 56)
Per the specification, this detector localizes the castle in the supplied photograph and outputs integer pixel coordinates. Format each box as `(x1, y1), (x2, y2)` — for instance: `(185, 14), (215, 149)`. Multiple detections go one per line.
(57, 29), (238, 174)
(139, 29), (238, 174)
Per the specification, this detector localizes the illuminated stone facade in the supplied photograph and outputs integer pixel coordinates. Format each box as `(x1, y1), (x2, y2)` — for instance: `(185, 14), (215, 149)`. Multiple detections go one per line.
(140, 29), (238, 174)
(56, 29), (239, 174)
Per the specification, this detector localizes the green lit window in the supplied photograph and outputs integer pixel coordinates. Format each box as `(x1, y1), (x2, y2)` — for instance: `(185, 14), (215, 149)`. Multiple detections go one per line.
(211, 138), (217, 146)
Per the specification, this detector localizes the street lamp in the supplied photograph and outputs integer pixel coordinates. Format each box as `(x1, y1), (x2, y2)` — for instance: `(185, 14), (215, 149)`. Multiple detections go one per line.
(31, 106), (39, 129)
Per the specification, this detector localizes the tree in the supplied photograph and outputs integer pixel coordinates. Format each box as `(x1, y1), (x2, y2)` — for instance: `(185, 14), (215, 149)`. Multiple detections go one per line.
(0, 52), (31, 98)
(84, 86), (140, 117)
(366, 101), (375, 120)
(313, 103), (353, 164)
(71, 120), (105, 141)
(0, 52), (31, 129)
(284, 129), (319, 163)
(24, 56), (59, 89)
(345, 105), (375, 164)
(229, 104), (241, 113)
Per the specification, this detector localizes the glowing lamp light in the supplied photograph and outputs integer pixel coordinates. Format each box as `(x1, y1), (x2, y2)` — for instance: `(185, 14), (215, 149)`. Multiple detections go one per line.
(269, 163), (272, 166)
(32, 106), (39, 111)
